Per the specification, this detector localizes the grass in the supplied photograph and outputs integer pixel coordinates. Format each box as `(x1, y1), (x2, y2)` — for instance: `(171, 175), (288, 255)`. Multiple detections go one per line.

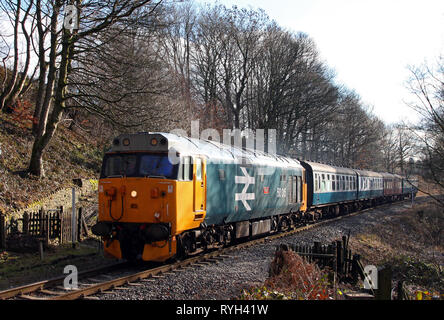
(0, 112), (103, 214)
(0, 110), (113, 291)
(349, 200), (444, 297)
(0, 239), (115, 290)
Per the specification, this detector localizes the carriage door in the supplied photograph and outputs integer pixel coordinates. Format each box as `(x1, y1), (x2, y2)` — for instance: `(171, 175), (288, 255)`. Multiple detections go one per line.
(297, 176), (302, 203)
(193, 157), (206, 212)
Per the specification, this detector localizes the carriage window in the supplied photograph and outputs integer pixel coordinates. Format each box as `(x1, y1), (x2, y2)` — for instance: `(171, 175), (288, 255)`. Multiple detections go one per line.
(195, 158), (202, 180)
(180, 156), (192, 181)
(218, 169), (225, 181)
(297, 176), (302, 202)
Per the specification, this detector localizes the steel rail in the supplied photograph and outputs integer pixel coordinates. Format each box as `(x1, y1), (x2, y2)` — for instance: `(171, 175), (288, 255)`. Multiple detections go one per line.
(0, 261), (126, 300)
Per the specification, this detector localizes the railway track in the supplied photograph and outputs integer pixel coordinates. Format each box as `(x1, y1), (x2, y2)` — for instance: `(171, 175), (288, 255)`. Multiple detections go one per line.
(0, 261), (128, 300)
(0, 198), (417, 300)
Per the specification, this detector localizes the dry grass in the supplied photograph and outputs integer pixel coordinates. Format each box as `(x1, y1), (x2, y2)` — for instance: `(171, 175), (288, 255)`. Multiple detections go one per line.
(349, 200), (444, 296)
(0, 113), (103, 214)
(240, 249), (334, 300)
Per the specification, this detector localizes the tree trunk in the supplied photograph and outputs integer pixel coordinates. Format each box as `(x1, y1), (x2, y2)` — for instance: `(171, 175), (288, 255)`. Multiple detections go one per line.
(28, 14), (72, 177)
(0, 0), (21, 112)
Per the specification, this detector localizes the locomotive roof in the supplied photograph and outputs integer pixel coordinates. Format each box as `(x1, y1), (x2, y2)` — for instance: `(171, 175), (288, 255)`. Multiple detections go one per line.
(107, 132), (303, 169)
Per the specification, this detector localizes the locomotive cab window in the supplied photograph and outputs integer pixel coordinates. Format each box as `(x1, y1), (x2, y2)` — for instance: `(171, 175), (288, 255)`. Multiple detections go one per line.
(179, 156), (193, 181)
(101, 153), (178, 179)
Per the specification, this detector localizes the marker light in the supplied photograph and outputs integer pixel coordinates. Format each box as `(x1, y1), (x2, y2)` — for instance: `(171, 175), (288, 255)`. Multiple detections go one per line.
(151, 138), (158, 146)
(123, 138), (130, 146)
(151, 187), (159, 198)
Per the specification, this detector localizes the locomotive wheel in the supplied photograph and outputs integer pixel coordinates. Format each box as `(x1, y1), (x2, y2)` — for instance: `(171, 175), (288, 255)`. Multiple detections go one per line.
(177, 233), (193, 260)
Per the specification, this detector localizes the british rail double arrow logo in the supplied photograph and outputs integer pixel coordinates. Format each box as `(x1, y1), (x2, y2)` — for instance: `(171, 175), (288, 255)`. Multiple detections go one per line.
(235, 167), (255, 211)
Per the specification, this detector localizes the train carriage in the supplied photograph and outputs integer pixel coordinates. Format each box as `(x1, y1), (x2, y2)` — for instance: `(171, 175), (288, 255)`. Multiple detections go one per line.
(300, 161), (357, 208)
(381, 172), (403, 201)
(355, 170), (383, 200)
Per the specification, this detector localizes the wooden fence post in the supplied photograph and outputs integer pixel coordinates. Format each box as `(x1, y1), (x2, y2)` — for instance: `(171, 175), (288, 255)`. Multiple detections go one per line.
(336, 240), (342, 274)
(45, 214), (50, 246)
(375, 266), (392, 300)
(39, 240), (44, 260)
(72, 188), (77, 248)
(58, 206), (64, 244)
(77, 208), (82, 242)
(23, 212), (29, 235)
(38, 208), (43, 237)
(0, 214), (6, 249)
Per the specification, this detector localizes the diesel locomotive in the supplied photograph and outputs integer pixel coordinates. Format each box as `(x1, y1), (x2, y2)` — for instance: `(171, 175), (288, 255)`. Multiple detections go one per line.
(91, 132), (418, 262)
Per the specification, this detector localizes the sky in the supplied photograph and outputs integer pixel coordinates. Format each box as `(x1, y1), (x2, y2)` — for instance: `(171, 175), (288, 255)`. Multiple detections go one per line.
(1, 1), (443, 125)
(198, 0), (444, 125)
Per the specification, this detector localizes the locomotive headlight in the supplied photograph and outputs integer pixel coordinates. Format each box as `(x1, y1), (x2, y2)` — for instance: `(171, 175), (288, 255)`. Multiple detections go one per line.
(130, 190), (137, 198)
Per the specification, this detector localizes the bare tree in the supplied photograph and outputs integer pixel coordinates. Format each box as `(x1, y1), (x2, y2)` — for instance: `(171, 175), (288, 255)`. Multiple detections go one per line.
(156, 0), (196, 119)
(27, 0), (161, 177)
(405, 56), (444, 206)
(191, 4), (269, 129)
(0, 0), (36, 113)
